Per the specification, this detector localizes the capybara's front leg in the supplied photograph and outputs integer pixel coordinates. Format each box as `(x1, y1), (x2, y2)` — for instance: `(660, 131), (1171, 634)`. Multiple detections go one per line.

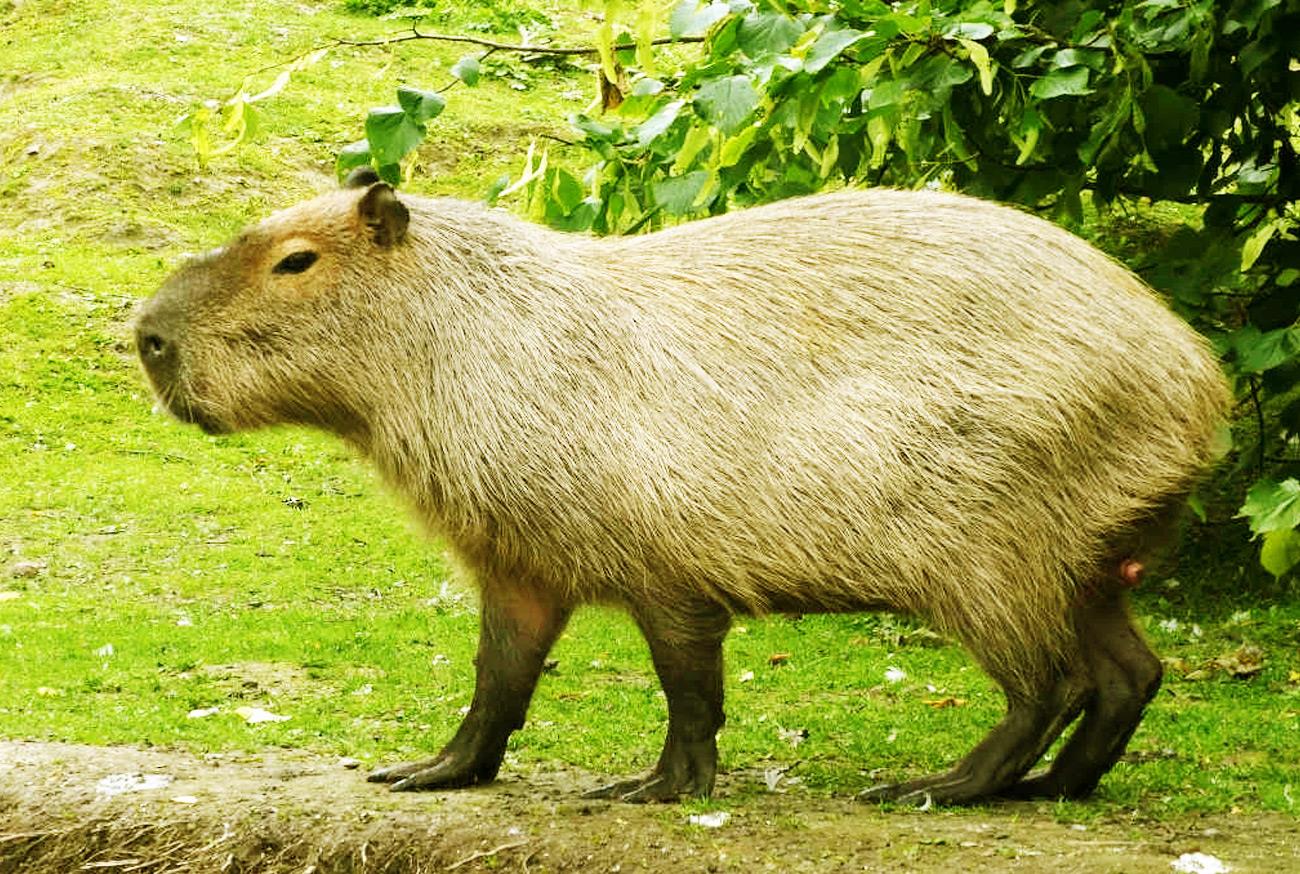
(586, 601), (730, 802)
(370, 582), (571, 791)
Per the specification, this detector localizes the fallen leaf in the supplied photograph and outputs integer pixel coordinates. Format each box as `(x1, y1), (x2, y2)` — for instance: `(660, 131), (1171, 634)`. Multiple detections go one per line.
(1162, 656), (1190, 674)
(767, 652), (791, 667)
(1212, 644), (1265, 679)
(96, 773), (173, 797)
(235, 706), (290, 724)
(1171, 851), (1231, 874)
(922, 697), (967, 709)
(687, 811), (730, 828)
(777, 726), (809, 748)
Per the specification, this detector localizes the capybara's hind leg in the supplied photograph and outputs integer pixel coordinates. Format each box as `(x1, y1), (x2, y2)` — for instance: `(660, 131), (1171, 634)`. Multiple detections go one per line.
(371, 582), (572, 791)
(859, 668), (1086, 805)
(1006, 592), (1161, 800)
(585, 602), (730, 802)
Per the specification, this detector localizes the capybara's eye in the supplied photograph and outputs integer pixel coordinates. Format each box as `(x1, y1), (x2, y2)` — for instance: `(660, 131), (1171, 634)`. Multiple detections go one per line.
(272, 251), (319, 275)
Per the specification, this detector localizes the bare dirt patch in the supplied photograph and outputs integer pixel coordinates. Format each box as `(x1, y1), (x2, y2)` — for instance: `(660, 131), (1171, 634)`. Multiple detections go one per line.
(1, 741), (1295, 872)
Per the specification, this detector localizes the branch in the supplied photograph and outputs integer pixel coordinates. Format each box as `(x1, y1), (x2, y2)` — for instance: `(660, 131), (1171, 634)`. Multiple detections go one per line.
(1249, 376), (1266, 476)
(1113, 188), (1286, 206)
(446, 840), (528, 870)
(329, 26), (703, 57)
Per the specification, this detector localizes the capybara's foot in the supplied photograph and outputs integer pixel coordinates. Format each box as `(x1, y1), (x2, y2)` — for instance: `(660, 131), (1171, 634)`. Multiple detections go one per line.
(368, 754), (496, 791)
(584, 771), (703, 803)
(1000, 770), (1074, 800)
(858, 770), (1001, 806)
(585, 733), (718, 802)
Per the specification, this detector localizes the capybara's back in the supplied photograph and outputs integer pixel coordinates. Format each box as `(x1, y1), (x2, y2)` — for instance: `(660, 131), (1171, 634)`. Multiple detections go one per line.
(137, 177), (1230, 804)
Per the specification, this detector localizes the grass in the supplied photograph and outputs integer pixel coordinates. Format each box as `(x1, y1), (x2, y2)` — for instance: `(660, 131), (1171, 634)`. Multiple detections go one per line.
(2, 0), (1298, 821)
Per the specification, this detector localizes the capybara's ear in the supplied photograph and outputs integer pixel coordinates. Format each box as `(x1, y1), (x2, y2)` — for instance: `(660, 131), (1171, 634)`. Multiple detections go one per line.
(358, 183), (410, 247)
(343, 166), (381, 189)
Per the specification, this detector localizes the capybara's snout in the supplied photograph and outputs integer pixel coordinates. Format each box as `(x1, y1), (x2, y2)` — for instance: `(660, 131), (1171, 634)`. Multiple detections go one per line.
(134, 297), (180, 393)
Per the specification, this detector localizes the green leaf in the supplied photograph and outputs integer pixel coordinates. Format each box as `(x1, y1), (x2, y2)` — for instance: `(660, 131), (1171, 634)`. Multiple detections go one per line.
(1015, 106), (1042, 165)
(959, 38), (994, 95)
(451, 55), (480, 86)
(718, 125), (757, 168)
(365, 107), (426, 166)
(1138, 84), (1199, 152)
(1051, 48), (1106, 70)
(804, 27), (864, 74)
(1241, 219), (1281, 271)
(396, 86), (446, 123)
(820, 66), (863, 106)
(550, 168), (585, 213)
(867, 113), (892, 167)
(674, 124), (713, 173)
(652, 170), (710, 215)
(631, 77), (665, 97)
(336, 139), (372, 179)
(1260, 528), (1300, 578)
(738, 12), (803, 59)
(1012, 45), (1050, 68)
(1078, 91), (1132, 166)
(635, 99), (684, 147)
(570, 114), (616, 140)
(484, 173), (510, 205)
(669, 0), (729, 39)
(1029, 67), (1091, 100)
(694, 75), (759, 134)
(1233, 325), (1300, 374)
(948, 22), (994, 41)
(1238, 478), (1300, 535)
(867, 79), (908, 110)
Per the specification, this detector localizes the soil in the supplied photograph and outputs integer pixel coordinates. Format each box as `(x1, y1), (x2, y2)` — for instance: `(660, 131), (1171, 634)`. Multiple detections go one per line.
(1, 741), (1296, 873)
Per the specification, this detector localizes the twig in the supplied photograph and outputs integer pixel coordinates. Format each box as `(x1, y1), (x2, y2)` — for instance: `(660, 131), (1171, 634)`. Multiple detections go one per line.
(446, 839), (528, 870)
(1249, 375), (1266, 476)
(536, 132), (576, 146)
(330, 26), (703, 56)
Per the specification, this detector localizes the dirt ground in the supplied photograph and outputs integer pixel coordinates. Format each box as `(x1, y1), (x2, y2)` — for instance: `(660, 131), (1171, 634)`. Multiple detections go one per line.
(1, 741), (1296, 872)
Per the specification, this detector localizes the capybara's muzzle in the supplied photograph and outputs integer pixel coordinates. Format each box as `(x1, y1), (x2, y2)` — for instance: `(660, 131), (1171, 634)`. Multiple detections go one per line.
(135, 303), (179, 394)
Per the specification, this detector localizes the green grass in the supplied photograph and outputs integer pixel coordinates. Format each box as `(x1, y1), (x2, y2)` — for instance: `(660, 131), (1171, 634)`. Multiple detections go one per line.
(2, 0), (1298, 820)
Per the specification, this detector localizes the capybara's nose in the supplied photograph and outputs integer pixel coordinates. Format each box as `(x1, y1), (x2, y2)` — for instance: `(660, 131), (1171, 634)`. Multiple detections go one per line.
(138, 328), (167, 360)
(135, 306), (178, 384)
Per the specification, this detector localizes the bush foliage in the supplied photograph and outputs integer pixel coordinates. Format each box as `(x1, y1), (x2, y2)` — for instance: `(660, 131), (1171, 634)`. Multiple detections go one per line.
(249, 1), (1300, 577)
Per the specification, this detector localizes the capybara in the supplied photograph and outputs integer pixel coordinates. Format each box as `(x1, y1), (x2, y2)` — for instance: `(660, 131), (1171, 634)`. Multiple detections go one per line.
(136, 169), (1230, 804)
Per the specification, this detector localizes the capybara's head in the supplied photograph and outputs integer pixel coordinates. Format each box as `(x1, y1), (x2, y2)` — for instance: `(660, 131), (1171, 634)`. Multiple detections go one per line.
(135, 174), (409, 436)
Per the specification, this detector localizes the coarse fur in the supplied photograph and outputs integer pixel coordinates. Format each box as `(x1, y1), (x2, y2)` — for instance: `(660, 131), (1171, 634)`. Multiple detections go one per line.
(137, 183), (1231, 803)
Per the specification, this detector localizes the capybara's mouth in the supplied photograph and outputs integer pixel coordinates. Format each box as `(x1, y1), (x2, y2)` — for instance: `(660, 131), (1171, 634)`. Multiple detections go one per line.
(186, 408), (233, 435)
(167, 394), (232, 435)
(145, 379), (232, 436)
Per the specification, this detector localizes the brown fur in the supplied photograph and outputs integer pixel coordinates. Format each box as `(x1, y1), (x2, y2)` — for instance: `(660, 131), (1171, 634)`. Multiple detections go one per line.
(137, 184), (1230, 802)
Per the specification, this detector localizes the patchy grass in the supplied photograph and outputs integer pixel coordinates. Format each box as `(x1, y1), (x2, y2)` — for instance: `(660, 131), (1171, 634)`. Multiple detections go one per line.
(0, 0), (1297, 828)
